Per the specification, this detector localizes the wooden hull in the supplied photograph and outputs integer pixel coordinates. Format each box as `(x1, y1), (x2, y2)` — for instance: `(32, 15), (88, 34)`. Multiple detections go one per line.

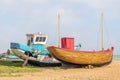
(11, 49), (36, 61)
(11, 49), (61, 67)
(47, 46), (114, 66)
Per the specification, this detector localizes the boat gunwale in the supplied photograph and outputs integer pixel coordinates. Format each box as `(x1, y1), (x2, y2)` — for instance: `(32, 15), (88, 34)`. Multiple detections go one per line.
(47, 46), (114, 53)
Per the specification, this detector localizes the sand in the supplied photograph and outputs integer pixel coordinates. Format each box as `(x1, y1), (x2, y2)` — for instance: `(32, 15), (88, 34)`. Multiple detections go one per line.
(0, 61), (120, 80)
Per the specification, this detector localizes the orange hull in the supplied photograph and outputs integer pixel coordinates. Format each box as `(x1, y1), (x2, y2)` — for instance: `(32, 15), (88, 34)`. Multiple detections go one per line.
(47, 46), (114, 65)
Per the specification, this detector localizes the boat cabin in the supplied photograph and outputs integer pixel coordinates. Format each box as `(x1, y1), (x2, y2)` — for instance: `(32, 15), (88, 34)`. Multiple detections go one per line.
(61, 37), (74, 50)
(26, 33), (48, 46)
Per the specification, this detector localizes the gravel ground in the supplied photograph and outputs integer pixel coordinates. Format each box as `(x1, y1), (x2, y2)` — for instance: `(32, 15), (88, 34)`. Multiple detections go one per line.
(0, 61), (120, 80)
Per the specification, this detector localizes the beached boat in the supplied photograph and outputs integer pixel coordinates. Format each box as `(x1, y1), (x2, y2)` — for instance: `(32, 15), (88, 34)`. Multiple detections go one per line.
(11, 33), (61, 67)
(11, 49), (60, 66)
(47, 13), (114, 66)
(0, 50), (23, 62)
(47, 46), (114, 66)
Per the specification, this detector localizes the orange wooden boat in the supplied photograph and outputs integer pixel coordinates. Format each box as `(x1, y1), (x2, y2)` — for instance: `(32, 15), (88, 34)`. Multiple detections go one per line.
(47, 13), (114, 66)
(47, 46), (114, 66)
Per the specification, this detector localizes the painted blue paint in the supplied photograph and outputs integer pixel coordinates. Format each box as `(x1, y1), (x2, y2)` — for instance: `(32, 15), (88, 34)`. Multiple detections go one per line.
(42, 49), (49, 54)
(10, 42), (32, 52)
(31, 44), (49, 56)
(10, 42), (49, 56)
(32, 44), (44, 51)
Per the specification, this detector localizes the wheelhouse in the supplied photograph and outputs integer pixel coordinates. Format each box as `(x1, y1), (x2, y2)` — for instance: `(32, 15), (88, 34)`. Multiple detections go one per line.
(26, 33), (48, 46)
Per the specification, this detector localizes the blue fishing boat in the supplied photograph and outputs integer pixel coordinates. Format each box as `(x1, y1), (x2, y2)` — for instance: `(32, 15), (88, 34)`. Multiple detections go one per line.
(10, 32), (61, 66)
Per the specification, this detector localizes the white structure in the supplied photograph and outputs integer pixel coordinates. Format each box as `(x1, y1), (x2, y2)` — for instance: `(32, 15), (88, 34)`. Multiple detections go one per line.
(26, 33), (48, 46)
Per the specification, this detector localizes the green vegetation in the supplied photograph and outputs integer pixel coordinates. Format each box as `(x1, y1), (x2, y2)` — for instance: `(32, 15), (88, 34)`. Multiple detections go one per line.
(0, 61), (43, 77)
(52, 67), (62, 70)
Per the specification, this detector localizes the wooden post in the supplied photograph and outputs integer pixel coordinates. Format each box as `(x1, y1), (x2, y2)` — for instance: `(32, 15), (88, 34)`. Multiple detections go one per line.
(22, 53), (29, 67)
(22, 58), (28, 67)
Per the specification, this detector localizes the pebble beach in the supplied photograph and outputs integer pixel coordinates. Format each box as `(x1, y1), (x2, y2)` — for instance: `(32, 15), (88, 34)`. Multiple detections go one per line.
(0, 61), (120, 80)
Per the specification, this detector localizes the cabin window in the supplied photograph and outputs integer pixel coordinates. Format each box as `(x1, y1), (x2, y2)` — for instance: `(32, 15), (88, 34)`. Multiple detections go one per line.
(35, 37), (46, 42)
(39, 37), (42, 42)
(43, 37), (46, 42)
(27, 40), (30, 46)
(36, 37), (39, 42)
(31, 37), (33, 43)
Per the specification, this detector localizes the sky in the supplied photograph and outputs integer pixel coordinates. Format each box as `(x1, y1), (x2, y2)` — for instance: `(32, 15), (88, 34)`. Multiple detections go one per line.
(0, 0), (120, 55)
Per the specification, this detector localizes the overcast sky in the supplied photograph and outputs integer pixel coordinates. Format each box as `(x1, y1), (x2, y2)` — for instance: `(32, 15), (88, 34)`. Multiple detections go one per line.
(0, 0), (120, 55)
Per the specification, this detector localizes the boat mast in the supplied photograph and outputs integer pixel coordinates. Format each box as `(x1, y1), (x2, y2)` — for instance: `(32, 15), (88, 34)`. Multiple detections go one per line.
(58, 12), (60, 48)
(101, 13), (104, 51)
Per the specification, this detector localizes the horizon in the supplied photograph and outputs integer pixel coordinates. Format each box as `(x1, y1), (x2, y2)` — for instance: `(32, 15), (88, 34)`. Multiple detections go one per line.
(0, 0), (120, 55)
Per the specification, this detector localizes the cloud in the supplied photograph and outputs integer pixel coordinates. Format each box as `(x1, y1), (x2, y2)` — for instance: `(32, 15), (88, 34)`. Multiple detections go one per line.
(61, 0), (120, 19)
(0, 0), (119, 53)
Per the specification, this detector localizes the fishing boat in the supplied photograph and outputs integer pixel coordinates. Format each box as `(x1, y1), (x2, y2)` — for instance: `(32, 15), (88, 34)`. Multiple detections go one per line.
(11, 33), (61, 67)
(0, 50), (23, 62)
(47, 13), (114, 67)
(47, 46), (114, 66)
